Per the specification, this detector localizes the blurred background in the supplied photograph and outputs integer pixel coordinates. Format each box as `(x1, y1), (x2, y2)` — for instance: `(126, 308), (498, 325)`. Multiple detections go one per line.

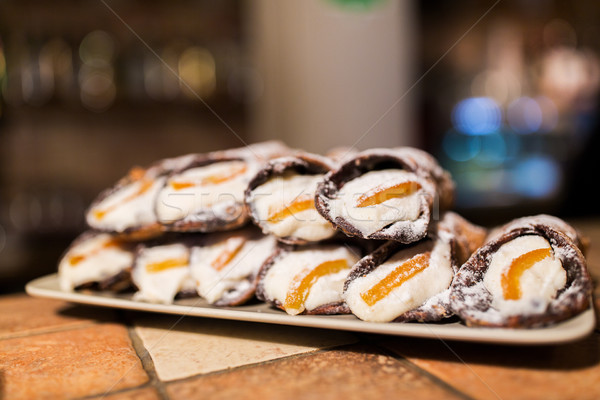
(1, 0), (599, 291)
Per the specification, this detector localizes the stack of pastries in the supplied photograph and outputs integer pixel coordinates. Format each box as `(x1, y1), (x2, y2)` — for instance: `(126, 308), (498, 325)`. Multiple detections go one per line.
(58, 141), (592, 328)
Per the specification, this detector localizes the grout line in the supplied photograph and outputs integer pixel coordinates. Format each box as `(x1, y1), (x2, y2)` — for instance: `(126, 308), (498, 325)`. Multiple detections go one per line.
(163, 343), (354, 385)
(367, 339), (477, 400)
(0, 322), (101, 341)
(126, 326), (171, 400)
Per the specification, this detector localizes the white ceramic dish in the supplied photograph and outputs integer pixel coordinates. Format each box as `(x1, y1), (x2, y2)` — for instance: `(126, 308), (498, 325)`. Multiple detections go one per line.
(26, 273), (595, 345)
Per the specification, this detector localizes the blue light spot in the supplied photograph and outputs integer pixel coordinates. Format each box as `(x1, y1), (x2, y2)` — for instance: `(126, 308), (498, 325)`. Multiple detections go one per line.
(507, 97), (543, 134)
(452, 97), (502, 136)
(442, 130), (481, 162)
(474, 132), (507, 167)
(512, 156), (561, 198)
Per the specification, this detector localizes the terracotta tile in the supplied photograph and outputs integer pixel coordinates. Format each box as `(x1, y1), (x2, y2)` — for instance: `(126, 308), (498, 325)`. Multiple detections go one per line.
(0, 324), (149, 400)
(89, 387), (161, 400)
(0, 293), (115, 339)
(166, 344), (462, 400)
(383, 332), (600, 400)
(133, 314), (358, 381)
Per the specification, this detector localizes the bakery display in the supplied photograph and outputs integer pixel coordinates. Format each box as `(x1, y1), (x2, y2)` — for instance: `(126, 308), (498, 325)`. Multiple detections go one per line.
(343, 212), (486, 322)
(58, 141), (592, 330)
(245, 152), (338, 244)
(450, 215), (592, 328)
(315, 147), (454, 243)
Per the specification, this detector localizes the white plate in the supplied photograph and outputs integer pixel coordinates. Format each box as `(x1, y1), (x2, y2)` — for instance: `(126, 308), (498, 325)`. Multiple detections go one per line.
(26, 273), (595, 345)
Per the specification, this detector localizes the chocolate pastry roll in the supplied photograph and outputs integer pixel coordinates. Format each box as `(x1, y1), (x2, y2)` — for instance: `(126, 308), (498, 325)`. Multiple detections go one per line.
(155, 142), (290, 233)
(256, 241), (363, 315)
(343, 212), (486, 323)
(450, 215), (592, 328)
(315, 147), (454, 243)
(86, 154), (196, 240)
(245, 152), (339, 244)
(189, 227), (278, 306)
(132, 238), (196, 304)
(58, 231), (135, 292)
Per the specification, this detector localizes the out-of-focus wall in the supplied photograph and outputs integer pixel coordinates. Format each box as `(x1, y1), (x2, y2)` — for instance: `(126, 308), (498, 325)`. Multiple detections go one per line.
(247, 0), (417, 153)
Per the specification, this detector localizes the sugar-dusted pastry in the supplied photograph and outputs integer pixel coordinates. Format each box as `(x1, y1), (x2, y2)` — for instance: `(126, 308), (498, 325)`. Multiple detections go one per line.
(450, 215), (592, 328)
(58, 231), (135, 292)
(315, 147), (454, 243)
(245, 152), (338, 244)
(155, 141), (290, 233)
(86, 154), (195, 240)
(256, 242), (362, 315)
(131, 238), (195, 304)
(343, 212), (486, 323)
(189, 227), (278, 306)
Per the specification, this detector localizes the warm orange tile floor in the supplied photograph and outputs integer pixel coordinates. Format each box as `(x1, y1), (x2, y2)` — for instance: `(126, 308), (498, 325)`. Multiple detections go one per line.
(0, 219), (599, 400)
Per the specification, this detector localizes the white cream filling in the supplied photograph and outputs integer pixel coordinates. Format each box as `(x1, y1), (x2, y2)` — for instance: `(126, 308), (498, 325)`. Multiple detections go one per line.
(190, 234), (277, 304)
(87, 177), (166, 232)
(249, 173), (336, 241)
(155, 160), (255, 224)
(343, 240), (452, 322)
(262, 245), (360, 315)
(483, 235), (566, 316)
(59, 234), (134, 291)
(132, 243), (191, 304)
(327, 169), (424, 237)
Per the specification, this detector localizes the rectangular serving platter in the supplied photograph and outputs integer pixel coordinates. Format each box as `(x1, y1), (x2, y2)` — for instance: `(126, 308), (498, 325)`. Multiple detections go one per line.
(26, 273), (595, 345)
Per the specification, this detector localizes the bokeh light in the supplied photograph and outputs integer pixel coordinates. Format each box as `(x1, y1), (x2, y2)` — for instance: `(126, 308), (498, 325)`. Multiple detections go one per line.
(442, 130), (481, 162)
(473, 132), (507, 167)
(511, 156), (561, 198)
(452, 97), (502, 135)
(507, 96), (543, 134)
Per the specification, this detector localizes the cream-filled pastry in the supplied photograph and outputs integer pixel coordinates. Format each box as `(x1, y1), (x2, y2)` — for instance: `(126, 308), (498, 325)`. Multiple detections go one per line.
(189, 227), (277, 306)
(245, 153), (337, 244)
(132, 242), (192, 304)
(344, 212), (486, 322)
(58, 231), (135, 292)
(257, 243), (361, 315)
(316, 147), (454, 244)
(450, 215), (591, 328)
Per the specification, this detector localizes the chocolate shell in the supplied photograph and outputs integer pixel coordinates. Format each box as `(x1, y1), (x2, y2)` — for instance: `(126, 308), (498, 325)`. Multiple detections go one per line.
(315, 147), (454, 244)
(245, 152), (339, 245)
(449, 215), (592, 328)
(343, 212), (486, 323)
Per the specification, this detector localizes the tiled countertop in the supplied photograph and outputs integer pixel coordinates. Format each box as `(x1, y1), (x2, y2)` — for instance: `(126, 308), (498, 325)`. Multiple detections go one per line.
(2, 220), (600, 400)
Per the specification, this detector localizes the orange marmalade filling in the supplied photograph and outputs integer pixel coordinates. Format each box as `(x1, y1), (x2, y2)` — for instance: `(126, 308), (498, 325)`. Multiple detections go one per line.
(93, 178), (155, 220)
(267, 194), (315, 223)
(360, 252), (431, 307)
(169, 163), (247, 191)
(68, 238), (123, 267)
(284, 259), (349, 310)
(356, 181), (421, 208)
(211, 236), (247, 271)
(501, 247), (553, 300)
(145, 256), (189, 273)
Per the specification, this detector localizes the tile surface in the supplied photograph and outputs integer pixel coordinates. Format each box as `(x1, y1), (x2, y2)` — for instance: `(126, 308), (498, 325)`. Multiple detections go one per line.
(0, 294), (113, 339)
(166, 344), (463, 400)
(0, 324), (148, 400)
(89, 387), (161, 400)
(133, 314), (358, 381)
(384, 332), (600, 400)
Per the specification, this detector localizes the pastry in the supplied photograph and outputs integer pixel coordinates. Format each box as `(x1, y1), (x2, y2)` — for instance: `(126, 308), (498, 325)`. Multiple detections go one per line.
(58, 231), (135, 292)
(315, 147), (454, 243)
(86, 154), (196, 240)
(343, 212), (486, 322)
(256, 241), (363, 315)
(155, 141), (290, 232)
(245, 152), (338, 244)
(449, 215), (592, 328)
(131, 237), (196, 304)
(189, 226), (278, 306)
